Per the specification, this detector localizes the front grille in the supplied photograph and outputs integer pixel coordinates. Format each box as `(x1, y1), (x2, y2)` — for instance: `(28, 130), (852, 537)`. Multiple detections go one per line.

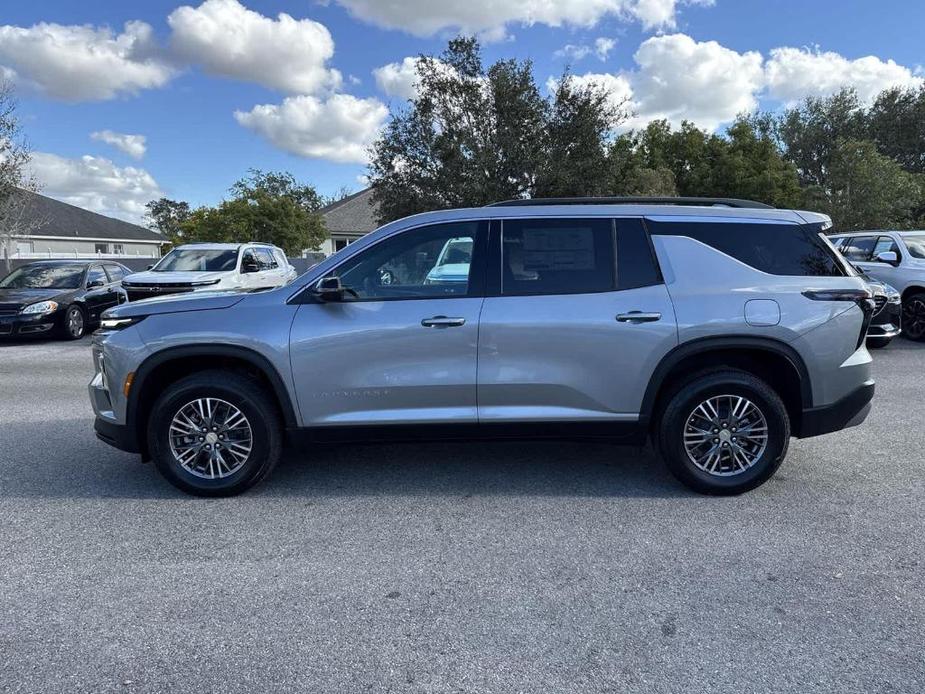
(0, 306), (21, 316)
(872, 295), (887, 316)
(125, 285), (195, 302)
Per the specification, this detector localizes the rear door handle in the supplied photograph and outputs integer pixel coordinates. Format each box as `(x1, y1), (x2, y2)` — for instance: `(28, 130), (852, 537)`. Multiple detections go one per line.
(421, 316), (466, 328)
(616, 311), (662, 323)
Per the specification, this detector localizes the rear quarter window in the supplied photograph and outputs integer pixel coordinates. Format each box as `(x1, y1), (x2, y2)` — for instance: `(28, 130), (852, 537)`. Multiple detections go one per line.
(647, 220), (847, 277)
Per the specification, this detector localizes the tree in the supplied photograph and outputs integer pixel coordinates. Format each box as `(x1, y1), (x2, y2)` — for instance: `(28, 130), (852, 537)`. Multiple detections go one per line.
(867, 85), (925, 174)
(145, 198), (191, 246)
(813, 139), (923, 230)
(368, 37), (627, 222)
(176, 171), (327, 255)
(0, 80), (43, 272)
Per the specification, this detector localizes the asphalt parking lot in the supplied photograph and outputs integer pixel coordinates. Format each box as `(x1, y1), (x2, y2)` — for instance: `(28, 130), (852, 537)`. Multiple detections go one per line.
(1, 338), (923, 693)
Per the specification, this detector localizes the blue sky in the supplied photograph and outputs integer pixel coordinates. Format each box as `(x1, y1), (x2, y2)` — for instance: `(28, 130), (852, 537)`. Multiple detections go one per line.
(2, 0), (923, 224)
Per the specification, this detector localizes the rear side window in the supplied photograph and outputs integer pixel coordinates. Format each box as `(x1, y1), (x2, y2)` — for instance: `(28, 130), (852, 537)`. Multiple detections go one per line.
(647, 220), (847, 277)
(842, 236), (877, 262)
(902, 234), (925, 259)
(501, 218), (615, 296)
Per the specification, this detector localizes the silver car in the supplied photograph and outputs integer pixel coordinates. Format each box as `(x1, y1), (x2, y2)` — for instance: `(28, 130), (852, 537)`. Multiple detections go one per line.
(90, 198), (875, 497)
(829, 231), (925, 341)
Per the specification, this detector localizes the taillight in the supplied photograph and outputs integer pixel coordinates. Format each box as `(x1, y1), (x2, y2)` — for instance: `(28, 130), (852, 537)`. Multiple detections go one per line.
(802, 288), (875, 348)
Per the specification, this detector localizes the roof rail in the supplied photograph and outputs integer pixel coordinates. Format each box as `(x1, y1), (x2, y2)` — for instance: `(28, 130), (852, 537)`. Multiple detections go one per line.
(486, 196), (774, 209)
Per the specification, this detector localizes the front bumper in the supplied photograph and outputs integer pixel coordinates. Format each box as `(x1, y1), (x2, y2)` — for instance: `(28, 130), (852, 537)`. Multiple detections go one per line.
(867, 299), (901, 340)
(94, 416), (141, 454)
(796, 380), (875, 438)
(0, 310), (60, 337)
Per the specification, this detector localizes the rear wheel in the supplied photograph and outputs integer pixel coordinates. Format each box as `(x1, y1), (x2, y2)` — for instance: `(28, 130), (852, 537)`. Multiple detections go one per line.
(902, 293), (925, 341)
(147, 370), (282, 496)
(657, 370), (790, 495)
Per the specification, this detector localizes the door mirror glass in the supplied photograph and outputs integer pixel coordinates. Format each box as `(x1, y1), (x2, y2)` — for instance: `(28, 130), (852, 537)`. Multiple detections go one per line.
(87, 279), (105, 289)
(875, 250), (898, 265)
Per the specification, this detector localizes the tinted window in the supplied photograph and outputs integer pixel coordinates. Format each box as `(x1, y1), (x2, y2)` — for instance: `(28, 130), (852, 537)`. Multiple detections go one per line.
(842, 236), (877, 262)
(104, 264), (125, 281)
(618, 219), (661, 289)
(501, 218), (615, 296)
(648, 220), (847, 277)
(155, 249), (238, 272)
(901, 234), (925, 259)
(87, 266), (108, 286)
(0, 264), (85, 289)
(336, 221), (483, 300)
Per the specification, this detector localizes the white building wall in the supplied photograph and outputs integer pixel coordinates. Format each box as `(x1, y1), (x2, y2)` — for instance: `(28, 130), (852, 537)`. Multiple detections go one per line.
(9, 238), (162, 259)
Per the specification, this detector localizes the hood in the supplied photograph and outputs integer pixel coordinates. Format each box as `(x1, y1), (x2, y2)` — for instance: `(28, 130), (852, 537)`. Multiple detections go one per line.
(0, 287), (72, 310)
(425, 263), (470, 281)
(123, 270), (230, 285)
(104, 289), (247, 318)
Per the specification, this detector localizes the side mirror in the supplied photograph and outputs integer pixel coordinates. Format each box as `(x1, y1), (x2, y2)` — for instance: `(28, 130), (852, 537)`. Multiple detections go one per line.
(875, 250), (899, 265)
(312, 276), (346, 302)
(87, 279), (105, 289)
(242, 260), (260, 274)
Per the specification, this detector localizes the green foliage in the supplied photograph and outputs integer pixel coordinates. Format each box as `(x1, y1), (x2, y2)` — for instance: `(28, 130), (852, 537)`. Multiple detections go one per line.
(144, 198), (191, 246)
(174, 170), (327, 255)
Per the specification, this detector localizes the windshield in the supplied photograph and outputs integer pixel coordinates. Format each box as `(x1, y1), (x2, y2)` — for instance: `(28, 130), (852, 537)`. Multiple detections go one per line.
(436, 238), (473, 266)
(0, 264), (85, 289)
(154, 249), (238, 272)
(901, 234), (925, 259)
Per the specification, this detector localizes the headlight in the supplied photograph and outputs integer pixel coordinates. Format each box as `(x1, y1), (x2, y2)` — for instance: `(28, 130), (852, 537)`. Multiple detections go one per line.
(99, 316), (145, 330)
(20, 300), (59, 315)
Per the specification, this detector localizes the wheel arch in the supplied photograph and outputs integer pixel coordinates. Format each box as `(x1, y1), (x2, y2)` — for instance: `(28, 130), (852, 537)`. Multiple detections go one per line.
(901, 285), (925, 303)
(641, 336), (811, 434)
(128, 345), (298, 458)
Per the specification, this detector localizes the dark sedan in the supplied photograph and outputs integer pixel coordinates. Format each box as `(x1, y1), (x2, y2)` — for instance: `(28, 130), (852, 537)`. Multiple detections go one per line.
(0, 260), (130, 340)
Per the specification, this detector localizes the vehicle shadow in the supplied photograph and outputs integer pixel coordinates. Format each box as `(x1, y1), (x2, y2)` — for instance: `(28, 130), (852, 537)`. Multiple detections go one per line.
(0, 417), (687, 500)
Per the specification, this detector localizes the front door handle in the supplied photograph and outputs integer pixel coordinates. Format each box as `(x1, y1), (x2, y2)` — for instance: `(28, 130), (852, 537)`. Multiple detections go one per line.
(616, 311), (662, 323)
(421, 316), (466, 328)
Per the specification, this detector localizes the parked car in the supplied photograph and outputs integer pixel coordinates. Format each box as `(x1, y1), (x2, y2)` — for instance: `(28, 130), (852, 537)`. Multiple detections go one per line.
(90, 197), (875, 497)
(860, 275), (901, 349)
(829, 231), (925, 341)
(0, 260), (129, 340)
(121, 242), (297, 302)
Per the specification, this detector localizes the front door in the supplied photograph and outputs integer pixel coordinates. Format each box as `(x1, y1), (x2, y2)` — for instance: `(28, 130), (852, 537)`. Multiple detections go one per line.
(854, 235), (903, 286)
(477, 217), (678, 423)
(83, 265), (118, 321)
(289, 220), (487, 427)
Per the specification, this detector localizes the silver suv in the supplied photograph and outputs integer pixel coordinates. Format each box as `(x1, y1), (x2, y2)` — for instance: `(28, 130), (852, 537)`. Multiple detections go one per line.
(89, 198), (875, 497)
(829, 231), (925, 341)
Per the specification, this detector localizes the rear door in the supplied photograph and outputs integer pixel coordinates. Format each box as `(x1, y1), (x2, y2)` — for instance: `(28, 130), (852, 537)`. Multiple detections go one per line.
(477, 217), (678, 424)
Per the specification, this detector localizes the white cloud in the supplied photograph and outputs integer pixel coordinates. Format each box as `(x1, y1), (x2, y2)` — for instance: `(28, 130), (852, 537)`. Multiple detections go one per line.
(555, 37), (618, 63)
(234, 94), (389, 164)
(765, 47), (923, 104)
(547, 73), (635, 117)
(335, 0), (706, 39)
(168, 0), (341, 94)
(28, 152), (164, 224)
(373, 57), (421, 100)
(0, 21), (173, 101)
(91, 130), (148, 160)
(629, 34), (764, 130)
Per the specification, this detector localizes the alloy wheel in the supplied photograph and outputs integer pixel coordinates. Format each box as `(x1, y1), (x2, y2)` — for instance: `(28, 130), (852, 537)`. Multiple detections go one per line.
(683, 395), (768, 476)
(903, 297), (925, 339)
(68, 308), (84, 338)
(168, 398), (253, 479)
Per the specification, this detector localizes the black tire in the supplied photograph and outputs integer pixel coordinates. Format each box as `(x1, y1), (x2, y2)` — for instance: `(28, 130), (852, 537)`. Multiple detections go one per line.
(902, 292), (925, 341)
(657, 369), (790, 495)
(147, 370), (283, 497)
(866, 336), (892, 349)
(60, 304), (86, 340)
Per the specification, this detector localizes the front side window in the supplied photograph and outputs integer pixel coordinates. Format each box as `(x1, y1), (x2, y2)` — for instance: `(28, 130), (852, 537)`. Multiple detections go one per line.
(335, 221), (483, 300)
(87, 266), (108, 287)
(872, 236), (900, 261)
(257, 248), (277, 269)
(501, 218), (615, 296)
(155, 249), (238, 272)
(901, 233), (925, 259)
(0, 264), (85, 289)
(104, 264), (125, 282)
(842, 236), (878, 262)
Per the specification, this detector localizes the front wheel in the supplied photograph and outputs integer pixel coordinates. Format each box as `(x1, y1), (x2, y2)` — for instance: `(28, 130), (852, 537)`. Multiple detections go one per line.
(902, 293), (925, 341)
(147, 370), (283, 496)
(60, 304), (86, 340)
(657, 370), (790, 495)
